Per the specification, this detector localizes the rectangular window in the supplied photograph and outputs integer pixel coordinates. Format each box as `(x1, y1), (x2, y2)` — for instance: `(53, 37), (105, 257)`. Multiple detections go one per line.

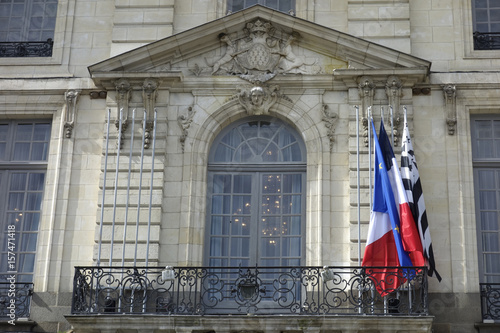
(227, 0), (295, 14)
(0, 0), (58, 57)
(473, 0), (500, 50)
(472, 116), (500, 283)
(0, 120), (51, 283)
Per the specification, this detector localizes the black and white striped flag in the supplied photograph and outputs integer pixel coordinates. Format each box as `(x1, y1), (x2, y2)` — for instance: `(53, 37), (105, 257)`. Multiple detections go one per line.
(401, 118), (442, 281)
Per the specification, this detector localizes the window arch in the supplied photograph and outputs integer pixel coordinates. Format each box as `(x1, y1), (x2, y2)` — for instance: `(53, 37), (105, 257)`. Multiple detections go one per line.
(206, 117), (306, 267)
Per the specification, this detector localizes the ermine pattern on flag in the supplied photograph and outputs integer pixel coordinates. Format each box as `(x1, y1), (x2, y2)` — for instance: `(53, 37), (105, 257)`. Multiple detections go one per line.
(400, 120), (442, 282)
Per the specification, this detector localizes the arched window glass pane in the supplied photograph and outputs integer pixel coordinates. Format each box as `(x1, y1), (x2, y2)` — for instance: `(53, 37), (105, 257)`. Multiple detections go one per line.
(207, 117), (305, 270)
(211, 119), (304, 163)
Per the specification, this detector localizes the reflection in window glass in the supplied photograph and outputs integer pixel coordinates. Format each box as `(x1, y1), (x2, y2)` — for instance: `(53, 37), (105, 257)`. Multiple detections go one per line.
(207, 118), (305, 268)
(0, 121), (50, 283)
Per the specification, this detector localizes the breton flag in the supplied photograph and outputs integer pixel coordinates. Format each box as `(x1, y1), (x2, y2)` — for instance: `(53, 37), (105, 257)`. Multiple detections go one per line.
(362, 119), (416, 296)
(401, 118), (442, 281)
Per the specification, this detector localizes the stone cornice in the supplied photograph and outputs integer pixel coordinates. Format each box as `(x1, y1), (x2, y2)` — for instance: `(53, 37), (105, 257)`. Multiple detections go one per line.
(333, 68), (430, 88)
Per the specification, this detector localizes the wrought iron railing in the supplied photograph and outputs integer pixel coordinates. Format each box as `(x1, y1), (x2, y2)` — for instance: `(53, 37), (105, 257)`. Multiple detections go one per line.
(473, 32), (500, 50)
(71, 266), (428, 316)
(0, 282), (34, 318)
(0, 39), (53, 57)
(480, 283), (500, 321)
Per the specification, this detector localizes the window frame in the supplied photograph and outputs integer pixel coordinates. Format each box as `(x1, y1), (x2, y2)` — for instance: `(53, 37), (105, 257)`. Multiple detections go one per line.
(0, 0), (58, 58)
(205, 117), (306, 268)
(471, 115), (500, 283)
(0, 120), (51, 283)
(226, 0), (296, 14)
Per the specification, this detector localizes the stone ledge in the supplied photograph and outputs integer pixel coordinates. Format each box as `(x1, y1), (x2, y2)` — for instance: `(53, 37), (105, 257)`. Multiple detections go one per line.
(0, 319), (37, 332)
(66, 314), (434, 333)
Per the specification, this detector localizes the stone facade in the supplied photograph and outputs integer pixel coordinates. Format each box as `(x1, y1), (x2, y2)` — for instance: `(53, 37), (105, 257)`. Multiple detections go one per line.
(0, 1), (498, 333)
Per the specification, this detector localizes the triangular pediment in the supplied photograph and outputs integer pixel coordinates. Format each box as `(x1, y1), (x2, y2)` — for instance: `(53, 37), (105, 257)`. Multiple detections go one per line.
(89, 5), (430, 88)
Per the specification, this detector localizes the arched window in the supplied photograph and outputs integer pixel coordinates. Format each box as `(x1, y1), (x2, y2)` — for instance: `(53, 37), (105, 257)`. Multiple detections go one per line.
(206, 117), (306, 267)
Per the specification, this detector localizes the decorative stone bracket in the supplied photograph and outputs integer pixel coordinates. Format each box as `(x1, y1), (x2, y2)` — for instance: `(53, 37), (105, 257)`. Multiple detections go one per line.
(385, 76), (403, 145)
(64, 89), (81, 138)
(177, 105), (196, 153)
(443, 84), (457, 135)
(142, 78), (159, 149)
(322, 105), (338, 152)
(358, 76), (375, 147)
(115, 79), (132, 149)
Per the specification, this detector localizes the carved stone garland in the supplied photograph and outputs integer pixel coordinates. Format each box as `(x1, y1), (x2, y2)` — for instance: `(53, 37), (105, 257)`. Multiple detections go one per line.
(64, 89), (81, 138)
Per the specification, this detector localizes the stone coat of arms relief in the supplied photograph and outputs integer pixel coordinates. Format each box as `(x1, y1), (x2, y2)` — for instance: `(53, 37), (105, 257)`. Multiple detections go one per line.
(209, 19), (319, 115)
(210, 19), (319, 83)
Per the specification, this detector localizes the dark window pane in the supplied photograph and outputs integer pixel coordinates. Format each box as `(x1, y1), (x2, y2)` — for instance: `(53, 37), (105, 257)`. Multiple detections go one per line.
(23, 213), (40, 231)
(21, 233), (38, 251)
(491, 9), (500, 22)
(16, 124), (33, 140)
(13, 143), (31, 160)
(7, 191), (25, 212)
(31, 142), (48, 160)
(10, 173), (27, 190)
(25, 192), (42, 210)
(475, 0), (488, 8)
(33, 123), (50, 140)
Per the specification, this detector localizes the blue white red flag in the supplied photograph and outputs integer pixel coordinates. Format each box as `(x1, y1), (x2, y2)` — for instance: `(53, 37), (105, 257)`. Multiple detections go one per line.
(362, 119), (424, 296)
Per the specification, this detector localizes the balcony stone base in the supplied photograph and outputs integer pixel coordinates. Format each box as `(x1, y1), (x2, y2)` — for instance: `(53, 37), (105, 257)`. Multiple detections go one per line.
(65, 315), (434, 333)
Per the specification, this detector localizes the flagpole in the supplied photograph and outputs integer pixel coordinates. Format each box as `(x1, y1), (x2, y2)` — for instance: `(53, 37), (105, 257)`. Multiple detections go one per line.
(368, 106), (372, 213)
(390, 105), (394, 147)
(355, 105), (361, 265)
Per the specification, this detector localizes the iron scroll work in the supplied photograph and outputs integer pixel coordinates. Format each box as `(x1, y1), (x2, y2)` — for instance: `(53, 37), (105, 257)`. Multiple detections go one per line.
(71, 265), (428, 316)
(0, 39), (53, 57)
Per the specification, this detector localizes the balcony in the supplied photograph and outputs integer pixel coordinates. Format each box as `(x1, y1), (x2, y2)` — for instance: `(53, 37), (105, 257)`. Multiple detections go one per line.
(67, 266), (433, 333)
(0, 39), (53, 57)
(480, 283), (500, 322)
(0, 281), (33, 319)
(473, 32), (500, 50)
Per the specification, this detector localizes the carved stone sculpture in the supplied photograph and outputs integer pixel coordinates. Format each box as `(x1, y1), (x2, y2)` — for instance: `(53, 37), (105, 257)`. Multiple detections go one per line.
(237, 85), (281, 115)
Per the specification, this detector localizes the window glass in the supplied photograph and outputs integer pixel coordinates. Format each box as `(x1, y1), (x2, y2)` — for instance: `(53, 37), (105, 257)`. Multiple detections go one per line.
(228, 0), (295, 13)
(0, 121), (50, 283)
(472, 116), (500, 283)
(0, 0), (57, 57)
(207, 118), (305, 268)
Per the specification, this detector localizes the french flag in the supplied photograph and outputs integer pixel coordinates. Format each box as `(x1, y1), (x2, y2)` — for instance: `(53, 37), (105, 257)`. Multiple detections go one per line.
(362, 119), (424, 296)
